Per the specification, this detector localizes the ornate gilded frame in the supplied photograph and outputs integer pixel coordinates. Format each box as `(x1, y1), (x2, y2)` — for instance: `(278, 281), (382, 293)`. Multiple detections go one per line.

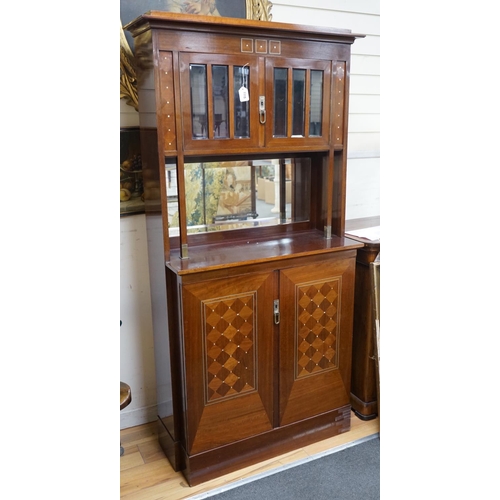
(120, 1), (273, 111)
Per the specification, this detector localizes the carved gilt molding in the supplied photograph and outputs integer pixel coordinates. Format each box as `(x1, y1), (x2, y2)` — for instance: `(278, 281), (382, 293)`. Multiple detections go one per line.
(247, 0), (273, 21)
(120, 22), (139, 111)
(120, 1), (273, 110)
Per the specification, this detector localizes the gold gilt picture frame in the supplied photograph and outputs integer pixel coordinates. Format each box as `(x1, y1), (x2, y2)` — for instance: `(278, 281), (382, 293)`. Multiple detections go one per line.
(120, 1), (273, 111)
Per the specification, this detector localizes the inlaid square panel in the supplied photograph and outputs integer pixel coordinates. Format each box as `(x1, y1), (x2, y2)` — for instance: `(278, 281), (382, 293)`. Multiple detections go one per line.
(255, 39), (268, 54)
(241, 38), (254, 53)
(296, 279), (340, 378)
(203, 293), (256, 403)
(269, 40), (281, 55)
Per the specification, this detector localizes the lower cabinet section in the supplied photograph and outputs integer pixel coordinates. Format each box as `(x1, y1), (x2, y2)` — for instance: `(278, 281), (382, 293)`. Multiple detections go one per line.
(161, 251), (357, 486)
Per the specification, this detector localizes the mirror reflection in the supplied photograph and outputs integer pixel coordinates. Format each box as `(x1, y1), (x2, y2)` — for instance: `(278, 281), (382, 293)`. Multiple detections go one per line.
(166, 158), (311, 235)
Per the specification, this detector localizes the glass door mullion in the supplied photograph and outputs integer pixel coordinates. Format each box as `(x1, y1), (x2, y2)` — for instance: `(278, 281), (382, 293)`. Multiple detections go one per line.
(304, 70), (311, 138)
(287, 67), (293, 138)
(206, 64), (214, 140)
(228, 65), (235, 139)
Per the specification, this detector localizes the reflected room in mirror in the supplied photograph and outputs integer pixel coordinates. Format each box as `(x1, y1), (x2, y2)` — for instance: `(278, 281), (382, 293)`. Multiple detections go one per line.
(165, 157), (312, 236)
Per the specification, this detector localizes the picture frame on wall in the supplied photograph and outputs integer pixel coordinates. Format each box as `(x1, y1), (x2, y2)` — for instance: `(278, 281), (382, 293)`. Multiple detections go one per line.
(121, 0), (273, 111)
(121, 1), (273, 31)
(120, 1), (273, 216)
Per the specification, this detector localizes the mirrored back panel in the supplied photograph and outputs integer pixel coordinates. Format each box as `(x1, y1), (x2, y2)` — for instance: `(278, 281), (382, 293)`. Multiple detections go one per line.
(165, 157), (312, 237)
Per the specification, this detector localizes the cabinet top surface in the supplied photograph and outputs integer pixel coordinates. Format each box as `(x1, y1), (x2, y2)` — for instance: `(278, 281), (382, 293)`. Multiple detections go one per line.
(167, 230), (364, 275)
(124, 11), (365, 42)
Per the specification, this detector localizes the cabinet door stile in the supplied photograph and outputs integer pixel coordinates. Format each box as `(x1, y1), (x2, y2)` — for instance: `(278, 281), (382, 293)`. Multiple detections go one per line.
(286, 67), (293, 139)
(258, 56), (266, 146)
(178, 54), (197, 147)
(206, 63), (215, 140)
(304, 69), (311, 138)
(227, 64), (235, 139)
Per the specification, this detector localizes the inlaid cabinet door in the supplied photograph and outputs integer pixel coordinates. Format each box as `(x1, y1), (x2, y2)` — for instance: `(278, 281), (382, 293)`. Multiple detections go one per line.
(278, 256), (356, 426)
(181, 272), (275, 455)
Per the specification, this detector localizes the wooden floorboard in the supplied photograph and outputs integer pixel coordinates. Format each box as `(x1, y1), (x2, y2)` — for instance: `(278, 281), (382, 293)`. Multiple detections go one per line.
(120, 413), (380, 500)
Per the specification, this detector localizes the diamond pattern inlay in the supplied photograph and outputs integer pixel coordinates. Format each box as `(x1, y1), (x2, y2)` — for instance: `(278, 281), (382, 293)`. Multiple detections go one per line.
(204, 293), (256, 402)
(296, 279), (339, 377)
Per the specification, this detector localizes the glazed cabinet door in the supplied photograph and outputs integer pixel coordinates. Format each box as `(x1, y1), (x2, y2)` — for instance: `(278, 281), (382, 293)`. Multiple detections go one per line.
(278, 256), (356, 426)
(181, 271), (275, 455)
(264, 58), (331, 149)
(179, 53), (262, 154)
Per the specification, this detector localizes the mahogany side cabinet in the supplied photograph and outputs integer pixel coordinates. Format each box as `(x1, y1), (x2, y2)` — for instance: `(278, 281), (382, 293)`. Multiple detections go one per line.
(125, 11), (365, 486)
(349, 237), (380, 420)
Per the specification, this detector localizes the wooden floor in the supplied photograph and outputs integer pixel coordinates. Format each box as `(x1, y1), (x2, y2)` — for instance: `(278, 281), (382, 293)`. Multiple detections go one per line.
(120, 413), (380, 500)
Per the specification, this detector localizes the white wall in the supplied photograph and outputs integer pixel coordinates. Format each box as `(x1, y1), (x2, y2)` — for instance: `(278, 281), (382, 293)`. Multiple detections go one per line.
(120, 1), (380, 428)
(272, 0), (380, 219)
(120, 212), (158, 427)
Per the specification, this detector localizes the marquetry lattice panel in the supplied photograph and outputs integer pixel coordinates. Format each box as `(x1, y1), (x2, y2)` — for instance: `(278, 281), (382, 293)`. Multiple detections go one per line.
(296, 278), (340, 378)
(203, 293), (256, 403)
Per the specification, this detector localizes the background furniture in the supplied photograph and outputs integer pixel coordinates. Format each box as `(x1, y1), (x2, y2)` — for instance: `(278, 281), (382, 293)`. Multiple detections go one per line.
(125, 11), (364, 486)
(370, 254), (380, 419)
(120, 382), (132, 456)
(347, 235), (380, 420)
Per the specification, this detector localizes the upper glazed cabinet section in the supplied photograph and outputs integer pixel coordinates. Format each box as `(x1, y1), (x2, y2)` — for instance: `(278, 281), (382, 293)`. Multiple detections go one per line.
(171, 50), (340, 154)
(130, 14), (361, 156)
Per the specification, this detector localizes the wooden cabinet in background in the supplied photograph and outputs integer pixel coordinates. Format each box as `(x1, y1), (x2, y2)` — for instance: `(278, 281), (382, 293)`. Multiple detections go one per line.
(349, 237), (380, 420)
(125, 11), (364, 486)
